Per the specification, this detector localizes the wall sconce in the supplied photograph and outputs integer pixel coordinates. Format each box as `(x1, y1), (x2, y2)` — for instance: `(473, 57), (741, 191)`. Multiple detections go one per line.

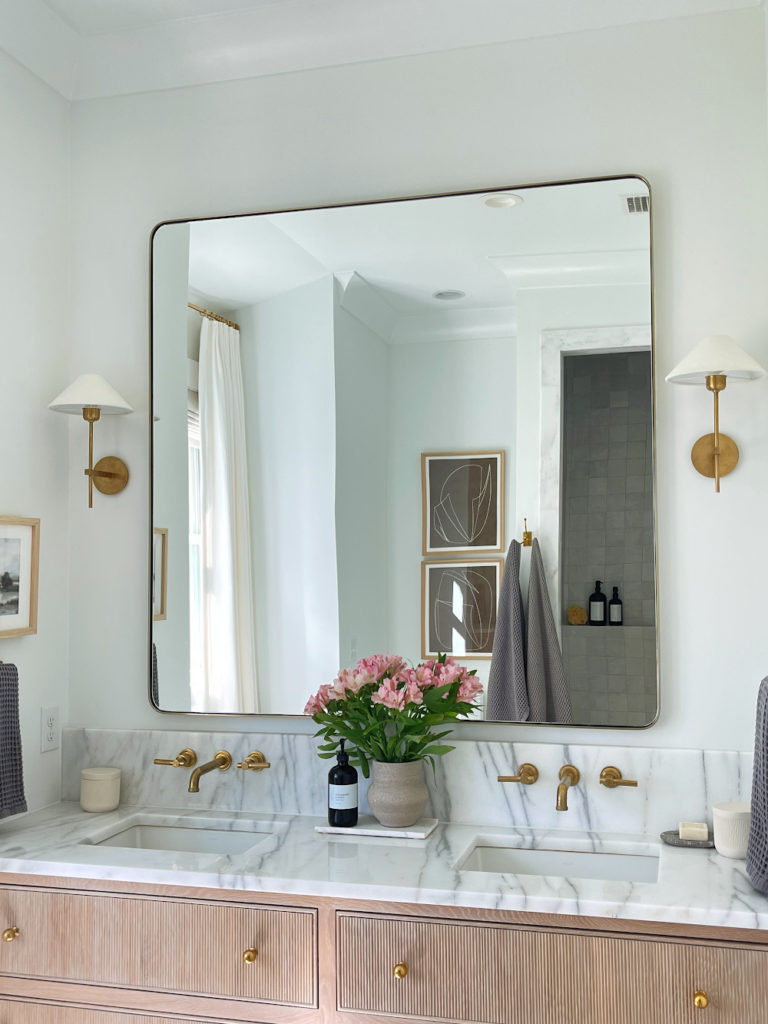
(665, 335), (765, 492)
(49, 374), (134, 508)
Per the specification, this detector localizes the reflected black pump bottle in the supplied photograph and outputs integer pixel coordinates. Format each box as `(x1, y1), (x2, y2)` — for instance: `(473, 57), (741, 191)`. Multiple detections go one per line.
(328, 739), (358, 827)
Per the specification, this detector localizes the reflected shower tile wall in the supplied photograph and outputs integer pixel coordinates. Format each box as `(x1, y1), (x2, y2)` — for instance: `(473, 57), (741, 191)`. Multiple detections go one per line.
(561, 351), (656, 719)
(62, 728), (752, 837)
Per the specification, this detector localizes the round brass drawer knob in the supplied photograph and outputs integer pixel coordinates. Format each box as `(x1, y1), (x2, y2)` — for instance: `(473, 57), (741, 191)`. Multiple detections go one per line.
(694, 991), (709, 1010)
(393, 962), (408, 980)
(2, 928), (19, 942)
(242, 948), (258, 964)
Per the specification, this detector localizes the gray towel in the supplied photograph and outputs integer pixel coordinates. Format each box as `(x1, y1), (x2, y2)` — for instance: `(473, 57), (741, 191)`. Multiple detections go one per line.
(151, 642), (159, 707)
(747, 677), (768, 893)
(486, 541), (528, 721)
(526, 539), (573, 724)
(0, 663), (27, 819)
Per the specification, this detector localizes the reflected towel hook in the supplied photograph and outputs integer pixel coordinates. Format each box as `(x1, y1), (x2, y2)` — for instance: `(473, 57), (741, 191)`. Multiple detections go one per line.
(522, 518), (533, 547)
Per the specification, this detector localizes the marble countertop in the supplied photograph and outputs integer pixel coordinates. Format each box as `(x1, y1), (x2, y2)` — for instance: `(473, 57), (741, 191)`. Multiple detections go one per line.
(0, 802), (766, 932)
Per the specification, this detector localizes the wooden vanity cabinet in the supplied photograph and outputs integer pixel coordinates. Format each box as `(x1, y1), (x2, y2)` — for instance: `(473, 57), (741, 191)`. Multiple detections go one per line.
(2, 876), (768, 1024)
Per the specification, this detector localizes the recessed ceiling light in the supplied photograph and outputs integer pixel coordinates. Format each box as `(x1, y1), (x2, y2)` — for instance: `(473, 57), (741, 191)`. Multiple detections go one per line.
(433, 290), (466, 301)
(483, 193), (524, 209)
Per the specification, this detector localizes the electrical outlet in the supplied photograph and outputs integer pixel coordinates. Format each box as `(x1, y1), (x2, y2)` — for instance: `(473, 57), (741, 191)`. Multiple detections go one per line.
(40, 706), (60, 753)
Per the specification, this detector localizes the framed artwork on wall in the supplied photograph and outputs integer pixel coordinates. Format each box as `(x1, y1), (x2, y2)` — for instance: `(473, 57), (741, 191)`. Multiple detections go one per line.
(422, 450), (504, 555)
(0, 516), (40, 638)
(421, 558), (503, 660)
(152, 527), (168, 622)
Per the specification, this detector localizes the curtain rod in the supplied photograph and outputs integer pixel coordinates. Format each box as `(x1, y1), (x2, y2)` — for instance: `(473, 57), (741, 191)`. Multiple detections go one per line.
(187, 302), (240, 332)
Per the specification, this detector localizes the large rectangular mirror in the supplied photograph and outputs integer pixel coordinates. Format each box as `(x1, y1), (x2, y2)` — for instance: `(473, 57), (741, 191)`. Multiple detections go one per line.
(151, 175), (656, 726)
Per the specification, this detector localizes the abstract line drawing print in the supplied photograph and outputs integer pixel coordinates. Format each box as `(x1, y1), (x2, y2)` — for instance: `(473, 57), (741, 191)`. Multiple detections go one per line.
(423, 560), (502, 659)
(433, 463), (493, 546)
(423, 451), (503, 554)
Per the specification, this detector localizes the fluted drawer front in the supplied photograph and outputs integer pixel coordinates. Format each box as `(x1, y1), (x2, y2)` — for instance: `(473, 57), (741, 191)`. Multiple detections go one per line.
(0, 1001), (207, 1024)
(337, 913), (768, 1024)
(0, 889), (316, 1007)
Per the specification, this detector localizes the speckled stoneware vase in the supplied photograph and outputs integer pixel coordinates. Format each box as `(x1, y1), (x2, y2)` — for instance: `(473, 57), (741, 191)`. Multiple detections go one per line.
(367, 760), (429, 828)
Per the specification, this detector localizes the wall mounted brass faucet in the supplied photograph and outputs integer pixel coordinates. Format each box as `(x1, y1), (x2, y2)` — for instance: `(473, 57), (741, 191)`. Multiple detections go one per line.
(153, 748), (197, 768)
(237, 751), (271, 772)
(599, 766), (638, 789)
(556, 765), (580, 811)
(188, 750), (232, 793)
(497, 763), (538, 785)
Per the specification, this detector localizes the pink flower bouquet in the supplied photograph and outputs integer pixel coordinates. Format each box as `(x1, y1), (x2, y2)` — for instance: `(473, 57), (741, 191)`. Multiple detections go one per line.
(304, 653), (483, 776)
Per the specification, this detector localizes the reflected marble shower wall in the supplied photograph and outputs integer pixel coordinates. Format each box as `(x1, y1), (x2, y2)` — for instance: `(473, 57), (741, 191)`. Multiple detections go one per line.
(560, 350), (656, 726)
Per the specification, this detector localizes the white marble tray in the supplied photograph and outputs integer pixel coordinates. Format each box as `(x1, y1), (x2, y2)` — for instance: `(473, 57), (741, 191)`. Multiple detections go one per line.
(315, 815), (438, 839)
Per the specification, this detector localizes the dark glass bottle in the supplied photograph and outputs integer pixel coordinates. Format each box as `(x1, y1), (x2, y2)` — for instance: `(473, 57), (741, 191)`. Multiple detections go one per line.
(328, 739), (358, 827)
(609, 586), (623, 626)
(588, 580), (607, 626)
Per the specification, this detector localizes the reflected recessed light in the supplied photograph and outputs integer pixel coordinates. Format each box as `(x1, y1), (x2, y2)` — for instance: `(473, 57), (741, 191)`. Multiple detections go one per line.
(484, 193), (524, 208)
(433, 290), (466, 301)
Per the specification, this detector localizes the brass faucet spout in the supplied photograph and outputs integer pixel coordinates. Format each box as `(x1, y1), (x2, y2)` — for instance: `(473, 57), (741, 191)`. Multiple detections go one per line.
(188, 750), (232, 793)
(556, 765), (580, 811)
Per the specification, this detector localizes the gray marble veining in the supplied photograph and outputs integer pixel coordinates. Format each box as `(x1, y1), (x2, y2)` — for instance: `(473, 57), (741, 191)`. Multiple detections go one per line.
(0, 801), (767, 931)
(61, 728), (751, 839)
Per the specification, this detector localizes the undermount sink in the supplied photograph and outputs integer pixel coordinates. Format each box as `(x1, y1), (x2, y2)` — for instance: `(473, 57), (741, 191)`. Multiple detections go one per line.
(93, 824), (264, 855)
(78, 813), (284, 858)
(458, 834), (660, 884)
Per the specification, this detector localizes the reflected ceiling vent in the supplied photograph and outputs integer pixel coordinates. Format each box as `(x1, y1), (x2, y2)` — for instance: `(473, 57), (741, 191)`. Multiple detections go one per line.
(622, 194), (650, 214)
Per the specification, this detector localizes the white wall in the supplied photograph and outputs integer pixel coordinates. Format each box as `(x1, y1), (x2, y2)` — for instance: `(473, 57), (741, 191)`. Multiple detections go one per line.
(388, 336), (517, 693)
(0, 52), (70, 811)
(238, 278), (339, 712)
(64, 9), (768, 750)
(150, 223), (191, 711)
(333, 291), (390, 667)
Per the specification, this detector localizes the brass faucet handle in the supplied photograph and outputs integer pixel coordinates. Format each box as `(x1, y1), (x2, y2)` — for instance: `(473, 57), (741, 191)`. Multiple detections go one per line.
(497, 763), (539, 785)
(237, 750), (271, 772)
(600, 766), (638, 789)
(153, 748), (197, 768)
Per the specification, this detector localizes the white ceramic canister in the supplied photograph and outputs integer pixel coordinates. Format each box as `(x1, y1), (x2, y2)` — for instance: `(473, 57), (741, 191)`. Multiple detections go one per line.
(712, 800), (751, 859)
(80, 766), (121, 812)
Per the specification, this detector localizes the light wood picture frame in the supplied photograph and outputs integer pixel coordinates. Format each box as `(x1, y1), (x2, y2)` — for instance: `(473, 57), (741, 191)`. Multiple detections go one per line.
(421, 557), (503, 660)
(152, 527), (168, 621)
(0, 515), (40, 638)
(422, 450), (505, 555)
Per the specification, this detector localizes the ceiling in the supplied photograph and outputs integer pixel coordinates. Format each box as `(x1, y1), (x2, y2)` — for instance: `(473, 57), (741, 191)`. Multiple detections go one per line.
(184, 177), (651, 343)
(1, 0), (759, 100)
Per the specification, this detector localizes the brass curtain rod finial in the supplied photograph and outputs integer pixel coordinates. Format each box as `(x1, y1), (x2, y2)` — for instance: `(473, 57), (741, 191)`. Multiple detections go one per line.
(187, 302), (240, 332)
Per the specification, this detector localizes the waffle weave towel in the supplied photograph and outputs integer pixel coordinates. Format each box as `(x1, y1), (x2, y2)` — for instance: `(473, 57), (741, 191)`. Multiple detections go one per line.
(0, 663), (27, 819)
(747, 677), (768, 893)
(526, 539), (573, 724)
(486, 541), (528, 721)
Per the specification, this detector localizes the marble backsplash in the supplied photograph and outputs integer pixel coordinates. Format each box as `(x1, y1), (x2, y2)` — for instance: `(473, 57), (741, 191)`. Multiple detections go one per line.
(62, 727), (753, 838)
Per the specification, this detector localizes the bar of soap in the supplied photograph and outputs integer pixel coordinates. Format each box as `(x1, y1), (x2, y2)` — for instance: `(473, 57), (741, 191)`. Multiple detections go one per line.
(679, 821), (708, 841)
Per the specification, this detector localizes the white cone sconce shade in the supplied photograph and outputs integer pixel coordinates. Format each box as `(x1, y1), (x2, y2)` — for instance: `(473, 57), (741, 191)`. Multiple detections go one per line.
(49, 374), (134, 508)
(666, 335), (766, 492)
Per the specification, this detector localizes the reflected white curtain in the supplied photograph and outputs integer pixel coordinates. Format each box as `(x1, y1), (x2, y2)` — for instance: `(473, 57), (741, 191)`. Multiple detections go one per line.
(198, 318), (258, 712)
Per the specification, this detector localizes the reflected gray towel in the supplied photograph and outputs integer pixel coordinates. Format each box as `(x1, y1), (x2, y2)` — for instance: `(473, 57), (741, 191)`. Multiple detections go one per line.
(151, 642), (159, 707)
(486, 541), (528, 722)
(0, 663), (27, 819)
(747, 677), (768, 893)
(526, 539), (573, 724)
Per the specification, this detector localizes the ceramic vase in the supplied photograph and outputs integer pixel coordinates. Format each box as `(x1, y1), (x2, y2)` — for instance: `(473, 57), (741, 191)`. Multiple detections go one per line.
(367, 760), (429, 828)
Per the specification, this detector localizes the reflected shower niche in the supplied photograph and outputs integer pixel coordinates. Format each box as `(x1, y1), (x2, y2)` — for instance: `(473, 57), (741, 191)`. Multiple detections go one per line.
(560, 347), (657, 727)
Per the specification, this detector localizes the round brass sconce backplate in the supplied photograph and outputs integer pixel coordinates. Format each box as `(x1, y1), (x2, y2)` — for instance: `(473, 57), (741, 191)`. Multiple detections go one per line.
(690, 433), (739, 480)
(92, 456), (130, 495)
